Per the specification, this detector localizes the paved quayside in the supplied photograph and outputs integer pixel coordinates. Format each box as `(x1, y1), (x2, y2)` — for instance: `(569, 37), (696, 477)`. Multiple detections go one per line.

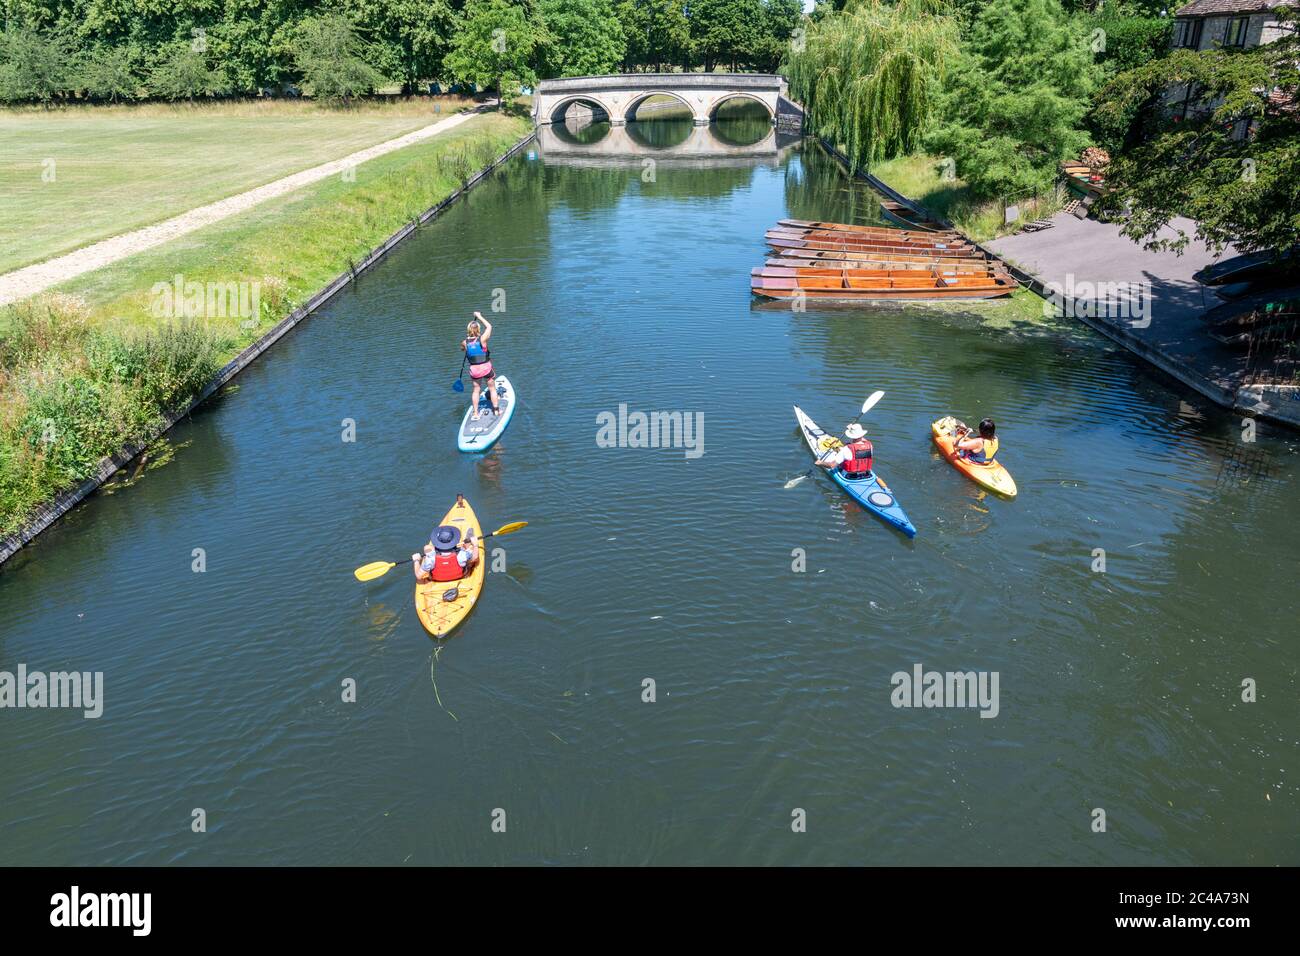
(987, 213), (1300, 429)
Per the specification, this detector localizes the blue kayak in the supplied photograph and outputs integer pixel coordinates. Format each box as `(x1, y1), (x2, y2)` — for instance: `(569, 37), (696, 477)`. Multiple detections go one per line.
(793, 405), (918, 538)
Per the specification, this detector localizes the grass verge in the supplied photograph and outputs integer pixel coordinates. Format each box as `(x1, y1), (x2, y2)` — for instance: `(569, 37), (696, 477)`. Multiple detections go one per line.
(871, 153), (1064, 244)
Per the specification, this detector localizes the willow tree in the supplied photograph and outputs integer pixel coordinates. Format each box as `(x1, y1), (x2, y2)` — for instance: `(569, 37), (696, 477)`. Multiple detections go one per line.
(784, 0), (959, 169)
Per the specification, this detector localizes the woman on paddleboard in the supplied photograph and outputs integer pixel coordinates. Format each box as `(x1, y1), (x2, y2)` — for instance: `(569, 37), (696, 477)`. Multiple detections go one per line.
(462, 312), (499, 420)
(817, 423), (874, 479)
(955, 418), (999, 464)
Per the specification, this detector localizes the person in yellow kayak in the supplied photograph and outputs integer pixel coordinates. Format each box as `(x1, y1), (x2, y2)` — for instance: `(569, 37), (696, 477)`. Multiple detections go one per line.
(462, 311), (499, 420)
(413, 524), (479, 583)
(817, 422), (873, 480)
(954, 418), (1000, 464)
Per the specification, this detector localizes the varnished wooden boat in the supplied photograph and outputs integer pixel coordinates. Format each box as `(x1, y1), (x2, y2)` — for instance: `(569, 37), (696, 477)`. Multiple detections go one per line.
(880, 200), (948, 232)
(767, 227), (972, 252)
(769, 235), (985, 259)
(779, 218), (961, 240)
(776, 247), (988, 267)
(751, 272), (1016, 301)
(755, 265), (1000, 280)
(767, 237), (977, 258)
(767, 257), (993, 274)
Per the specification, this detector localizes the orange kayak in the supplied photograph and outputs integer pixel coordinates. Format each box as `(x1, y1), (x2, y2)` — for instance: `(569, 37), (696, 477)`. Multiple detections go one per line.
(931, 417), (1017, 498)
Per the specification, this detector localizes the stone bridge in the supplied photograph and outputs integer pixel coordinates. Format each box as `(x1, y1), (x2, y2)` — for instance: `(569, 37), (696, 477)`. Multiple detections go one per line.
(533, 73), (800, 127)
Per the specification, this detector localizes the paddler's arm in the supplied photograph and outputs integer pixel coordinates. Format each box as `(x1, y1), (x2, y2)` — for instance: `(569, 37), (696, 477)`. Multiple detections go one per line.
(474, 311), (493, 344)
(412, 553), (428, 581)
(817, 447), (847, 469)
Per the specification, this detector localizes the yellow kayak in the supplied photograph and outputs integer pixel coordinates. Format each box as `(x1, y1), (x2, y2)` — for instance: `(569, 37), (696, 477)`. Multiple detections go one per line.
(931, 416), (1018, 498)
(415, 495), (485, 638)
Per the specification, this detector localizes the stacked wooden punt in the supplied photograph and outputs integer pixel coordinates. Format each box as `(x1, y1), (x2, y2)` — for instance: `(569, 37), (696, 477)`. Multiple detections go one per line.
(752, 218), (1017, 301)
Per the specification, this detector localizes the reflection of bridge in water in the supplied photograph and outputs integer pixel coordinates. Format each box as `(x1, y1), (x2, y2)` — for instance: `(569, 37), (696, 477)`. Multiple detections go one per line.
(535, 122), (799, 166)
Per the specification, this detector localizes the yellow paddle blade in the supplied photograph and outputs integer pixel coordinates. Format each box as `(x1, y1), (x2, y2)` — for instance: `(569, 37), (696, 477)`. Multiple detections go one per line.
(354, 561), (398, 582)
(490, 521), (528, 537)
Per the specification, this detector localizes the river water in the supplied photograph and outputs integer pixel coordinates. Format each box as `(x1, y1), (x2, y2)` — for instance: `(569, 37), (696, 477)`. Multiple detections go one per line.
(1, 114), (1296, 866)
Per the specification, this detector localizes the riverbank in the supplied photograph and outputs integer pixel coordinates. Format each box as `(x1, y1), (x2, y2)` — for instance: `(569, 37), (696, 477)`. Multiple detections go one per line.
(0, 110), (533, 556)
(824, 142), (1300, 431)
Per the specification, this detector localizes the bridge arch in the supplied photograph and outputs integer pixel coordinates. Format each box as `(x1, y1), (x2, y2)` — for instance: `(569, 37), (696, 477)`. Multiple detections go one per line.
(545, 94), (617, 126)
(704, 91), (775, 123)
(622, 90), (694, 124)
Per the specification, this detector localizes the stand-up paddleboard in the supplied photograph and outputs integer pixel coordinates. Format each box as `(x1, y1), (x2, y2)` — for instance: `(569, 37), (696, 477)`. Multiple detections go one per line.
(794, 405), (917, 538)
(458, 375), (515, 453)
(931, 416), (1017, 497)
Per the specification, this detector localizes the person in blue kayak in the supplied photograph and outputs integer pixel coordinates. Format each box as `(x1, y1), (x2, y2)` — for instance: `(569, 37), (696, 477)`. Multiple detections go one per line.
(412, 524), (479, 583)
(817, 423), (873, 480)
(955, 418), (999, 463)
(462, 311), (499, 420)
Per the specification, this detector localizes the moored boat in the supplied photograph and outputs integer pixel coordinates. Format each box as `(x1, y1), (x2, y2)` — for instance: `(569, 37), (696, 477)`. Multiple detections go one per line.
(765, 258), (995, 275)
(779, 218), (960, 240)
(880, 200), (948, 232)
(767, 234), (978, 257)
(776, 247), (988, 267)
(752, 272), (1016, 300)
(767, 227), (971, 251)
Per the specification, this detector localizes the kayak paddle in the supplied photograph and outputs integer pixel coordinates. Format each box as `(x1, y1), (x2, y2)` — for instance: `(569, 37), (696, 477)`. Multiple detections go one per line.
(452, 355), (467, 392)
(353, 521), (529, 581)
(784, 391), (885, 488)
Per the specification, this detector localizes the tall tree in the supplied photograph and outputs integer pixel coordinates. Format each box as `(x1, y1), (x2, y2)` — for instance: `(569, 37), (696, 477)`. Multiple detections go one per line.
(785, 0), (959, 168)
(348, 0), (458, 94)
(1092, 8), (1300, 256)
(538, 0), (625, 77)
(444, 0), (541, 103)
(292, 13), (386, 103)
(925, 0), (1101, 201)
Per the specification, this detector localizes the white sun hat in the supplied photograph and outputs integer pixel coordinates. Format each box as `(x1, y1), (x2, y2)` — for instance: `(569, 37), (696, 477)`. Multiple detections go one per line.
(845, 423), (867, 439)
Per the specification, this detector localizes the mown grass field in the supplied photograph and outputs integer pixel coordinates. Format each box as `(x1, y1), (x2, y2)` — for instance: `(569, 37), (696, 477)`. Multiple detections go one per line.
(0, 109), (531, 535)
(0, 97), (477, 274)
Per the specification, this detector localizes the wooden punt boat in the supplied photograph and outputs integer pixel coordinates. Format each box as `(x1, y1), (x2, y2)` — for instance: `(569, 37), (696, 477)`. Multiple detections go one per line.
(776, 247), (988, 267)
(779, 218), (961, 240)
(755, 265), (1000, 281)
(766, 257), (994, 274)
(769, 237), (984, 260)
(767, 227), (972, 252)
(880, 201), (948, 232)
(751, 272), (1016, 301)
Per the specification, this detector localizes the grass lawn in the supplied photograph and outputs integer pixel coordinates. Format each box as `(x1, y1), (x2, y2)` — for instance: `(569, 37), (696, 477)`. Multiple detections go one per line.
(871, 153), (1063, 244)
(0, 97), (478, 274)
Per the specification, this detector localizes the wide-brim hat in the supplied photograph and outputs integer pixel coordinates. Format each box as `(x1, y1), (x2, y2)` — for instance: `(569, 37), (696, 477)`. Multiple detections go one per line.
(845, 423), (867, 440)
(431, 525), (461, 552)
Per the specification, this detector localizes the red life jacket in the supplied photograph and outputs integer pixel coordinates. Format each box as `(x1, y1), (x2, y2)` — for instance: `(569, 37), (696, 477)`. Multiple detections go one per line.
(431, 551), (464, 582)
(842, 438), (874, 475)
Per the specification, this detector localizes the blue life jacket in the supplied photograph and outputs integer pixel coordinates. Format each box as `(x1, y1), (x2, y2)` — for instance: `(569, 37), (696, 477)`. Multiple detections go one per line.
(466, 337), (489, 365)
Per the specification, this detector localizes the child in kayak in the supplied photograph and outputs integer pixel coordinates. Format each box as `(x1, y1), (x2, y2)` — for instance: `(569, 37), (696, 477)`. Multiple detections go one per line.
(817, 423), (874, 480)
(955, 418), (999, 464)
(412, 526), (479, 583)
(462, 312), (499, 420)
